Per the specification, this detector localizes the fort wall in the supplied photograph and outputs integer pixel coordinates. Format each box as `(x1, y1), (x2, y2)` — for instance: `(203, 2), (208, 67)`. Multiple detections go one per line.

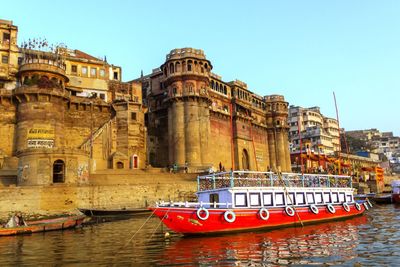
(0, 173), (197, 220)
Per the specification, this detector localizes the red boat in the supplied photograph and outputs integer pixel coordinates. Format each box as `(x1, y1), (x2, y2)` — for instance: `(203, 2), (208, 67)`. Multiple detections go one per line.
(392, 180), (400, 204)
(150, 171), (372, 235)
(0, 215), (86, 236)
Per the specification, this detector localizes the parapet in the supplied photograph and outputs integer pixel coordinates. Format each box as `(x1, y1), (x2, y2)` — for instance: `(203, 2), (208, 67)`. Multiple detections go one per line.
(229, 79), (248, 89)
(166, 48), (207, 61)
(264, 94), (285, 102)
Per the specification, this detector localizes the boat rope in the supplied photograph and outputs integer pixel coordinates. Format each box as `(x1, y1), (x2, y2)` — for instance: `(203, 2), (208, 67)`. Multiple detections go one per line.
(278, 171), (304, 227)
(147, 207), (172, 242)
(117, 208), (158, 251)
(110, 208), (159, 267)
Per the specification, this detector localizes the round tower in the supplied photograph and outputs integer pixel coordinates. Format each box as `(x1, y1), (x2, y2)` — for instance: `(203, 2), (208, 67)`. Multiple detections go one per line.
(161, 48), (212, 170)
(14, 52), (89, 185)
(15, 56), (69, 153)
(265, 95), (291, 172)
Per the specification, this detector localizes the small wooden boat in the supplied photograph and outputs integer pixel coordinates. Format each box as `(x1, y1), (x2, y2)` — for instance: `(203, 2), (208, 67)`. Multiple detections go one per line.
(0, 215), (86, 236)
(150, 171), (372, 235)
(354, 193), (376, 201)
(372, 194), (393, 204)
(78, 208), (150, 216)
(391, 180), (400, 204)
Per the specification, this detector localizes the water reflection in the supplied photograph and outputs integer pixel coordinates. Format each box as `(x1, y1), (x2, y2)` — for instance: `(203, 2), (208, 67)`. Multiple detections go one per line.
(0, 206), (399, 266)
(159, 216), (367, 266)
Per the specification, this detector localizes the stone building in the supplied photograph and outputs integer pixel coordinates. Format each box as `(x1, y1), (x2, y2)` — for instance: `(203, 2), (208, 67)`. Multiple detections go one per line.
(138, 48), (291, 172)
(0, 19), (146, 186)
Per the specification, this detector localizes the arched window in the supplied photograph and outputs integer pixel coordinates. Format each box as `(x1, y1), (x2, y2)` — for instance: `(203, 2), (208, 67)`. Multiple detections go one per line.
(216, 83), (219, 91)
(169, 63), (174, 74)
(224, 86), (227, 95)
(242, 149), (250, 170)
(53, 159), (65, 183)
(131, 155), (138, 169)
(187, 60), (192, 71)
(175, 62), (181, 72)
(211, 80), (214, 89)
(164, 67), (167, 76)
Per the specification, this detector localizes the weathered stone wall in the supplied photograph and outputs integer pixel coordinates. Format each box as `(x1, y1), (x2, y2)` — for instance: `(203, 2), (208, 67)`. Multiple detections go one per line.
(209, 113), (232, 170)
(17, 149), (90, 186)
(64, 102), (112, 148)
(0, 96), (16, 159)
(0, 173), (197, 220)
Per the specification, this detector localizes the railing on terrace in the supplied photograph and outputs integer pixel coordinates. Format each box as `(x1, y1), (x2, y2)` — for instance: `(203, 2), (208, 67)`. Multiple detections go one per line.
(197, 171), (352, 192)
(157, 201), (232, 209)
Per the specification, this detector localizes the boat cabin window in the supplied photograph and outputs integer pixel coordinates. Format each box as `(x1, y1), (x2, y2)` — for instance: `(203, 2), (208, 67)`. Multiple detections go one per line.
(275, 192), (285, 206)
(287, 192), (296, 205)
(323, 192), (331, 203)
(263, 193), (274, 206)
(249, 193), (261, 207)
(306, 192), (315, 204)
(332, 192), (339, 203)
(296, 192), (306, 205)
(346, 194), (353, 203)
(339, 192), (346, 203)
(234, 193), (248, 207)
(315, 192), (323, 204)
(210, 193), (219, 206)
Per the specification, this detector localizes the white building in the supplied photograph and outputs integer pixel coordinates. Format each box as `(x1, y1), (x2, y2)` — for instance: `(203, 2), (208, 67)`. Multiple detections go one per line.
(288, 106), (340, 155)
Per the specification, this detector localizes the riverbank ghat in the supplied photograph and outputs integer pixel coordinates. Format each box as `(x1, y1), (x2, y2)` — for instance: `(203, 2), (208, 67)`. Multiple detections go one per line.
(0, 169), (197, 220)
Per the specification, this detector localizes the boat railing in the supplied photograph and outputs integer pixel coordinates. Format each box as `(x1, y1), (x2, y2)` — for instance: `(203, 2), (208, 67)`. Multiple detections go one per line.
(197, 171), (352, 191)
(156, 201), (233, 209)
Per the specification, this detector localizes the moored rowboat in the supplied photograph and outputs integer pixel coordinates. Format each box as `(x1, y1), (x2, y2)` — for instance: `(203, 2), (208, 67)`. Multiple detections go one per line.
(0, 215), (86, 236)
(150, 171), (372, 235)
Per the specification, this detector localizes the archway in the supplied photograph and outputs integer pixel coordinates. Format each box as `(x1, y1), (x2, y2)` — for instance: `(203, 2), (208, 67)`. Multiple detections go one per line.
(242, 149), (250, 170)
(132, 155), (138, 169)
(116, 161), (124, 169)
(53, 159), (65, 183)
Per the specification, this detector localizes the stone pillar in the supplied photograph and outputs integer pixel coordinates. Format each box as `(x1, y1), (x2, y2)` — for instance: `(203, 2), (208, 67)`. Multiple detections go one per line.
(276, 129), (286, 171)
(267, 129), (276, 171)
(263, 128), (270, 171)
(184, 100), (200, 166)
(174, 101), (186, 165)
(283, 131), (291, 172)
(199, 100), (210, 167)
(168, 105), (174, 165)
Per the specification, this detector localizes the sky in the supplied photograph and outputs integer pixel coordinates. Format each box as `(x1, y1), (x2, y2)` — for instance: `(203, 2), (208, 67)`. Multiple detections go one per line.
(3, 0), (399, 136)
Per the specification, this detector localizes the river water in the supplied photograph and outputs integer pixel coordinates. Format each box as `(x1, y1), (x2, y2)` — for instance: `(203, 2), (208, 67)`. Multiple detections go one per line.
(1, 204), (400, 266)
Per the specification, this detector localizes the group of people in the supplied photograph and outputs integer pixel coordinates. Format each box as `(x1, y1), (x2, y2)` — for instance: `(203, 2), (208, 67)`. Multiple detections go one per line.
(2, 212), (27, 228)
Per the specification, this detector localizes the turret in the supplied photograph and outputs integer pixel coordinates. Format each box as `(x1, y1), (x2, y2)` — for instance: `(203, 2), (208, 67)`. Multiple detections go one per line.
(265, 95), (291, 171)
(161, 48), (212, 170)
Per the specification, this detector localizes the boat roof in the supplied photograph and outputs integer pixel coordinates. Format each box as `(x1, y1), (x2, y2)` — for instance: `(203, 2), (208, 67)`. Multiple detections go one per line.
(197, 171), (352, 192)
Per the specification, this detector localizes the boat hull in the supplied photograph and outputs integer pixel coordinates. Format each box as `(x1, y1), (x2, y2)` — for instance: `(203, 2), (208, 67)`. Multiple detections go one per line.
(78, 208), (150, 216)
(150, 203), (367, 235)
(373, 194), (393, 204)
(0, 215), (86, 236)
(392, 193), (400, 204)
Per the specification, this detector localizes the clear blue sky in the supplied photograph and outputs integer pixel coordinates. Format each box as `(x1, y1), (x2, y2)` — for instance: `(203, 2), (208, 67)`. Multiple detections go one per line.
(3, 0), (399, 136)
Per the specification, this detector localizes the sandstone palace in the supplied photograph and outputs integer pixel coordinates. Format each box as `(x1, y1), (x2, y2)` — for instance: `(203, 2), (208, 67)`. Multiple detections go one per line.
(0, 19), (290, 186)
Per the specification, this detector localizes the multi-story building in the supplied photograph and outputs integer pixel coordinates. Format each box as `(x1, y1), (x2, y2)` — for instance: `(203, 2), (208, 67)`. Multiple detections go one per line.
(346, 129), (400, 163)
(0, 19), (18, 90)
(137, 48), (291, 172)
(288, 106), (340, 155)
(0, 19), (146, 186)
